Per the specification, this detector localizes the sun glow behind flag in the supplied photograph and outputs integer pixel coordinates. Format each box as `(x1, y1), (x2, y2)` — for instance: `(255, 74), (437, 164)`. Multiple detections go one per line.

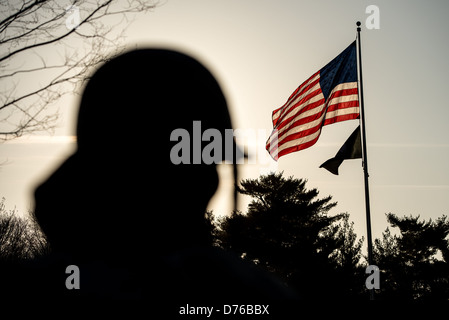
(266, 41), (359, 160)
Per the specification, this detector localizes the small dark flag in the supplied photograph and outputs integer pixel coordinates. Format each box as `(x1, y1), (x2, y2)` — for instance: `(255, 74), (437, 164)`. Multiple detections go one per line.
(320, 125), (362, 175)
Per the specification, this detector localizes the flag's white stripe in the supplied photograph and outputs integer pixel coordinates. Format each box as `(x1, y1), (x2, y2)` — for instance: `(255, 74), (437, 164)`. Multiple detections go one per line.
(282, 75), (321, 112)
(273, 88), (320, 125)
(275, 93), (325, 138)
(327, 94), (359, 107)
(324, 107), (360, 120)
(274, 80), (356, 125)
(272, 73), (321, 122)
(277, 105), (326, 142)
(330, 82), (358, 91)
(277, 108), (325, 142)
(269, 81), (359, 155)
(276, 111), (323, 143)
(284, 73), (320, 108)
(275, 128), (322, 153)
(274, 104), (358, 152)
(275, 105), (359, 149)
(272, 101), (358, 152)
(326, 82), (358, 103)
(275, 86), (323, 128)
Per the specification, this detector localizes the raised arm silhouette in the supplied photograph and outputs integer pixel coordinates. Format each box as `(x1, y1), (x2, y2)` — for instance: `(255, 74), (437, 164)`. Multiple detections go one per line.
(31, 48), (297, 300)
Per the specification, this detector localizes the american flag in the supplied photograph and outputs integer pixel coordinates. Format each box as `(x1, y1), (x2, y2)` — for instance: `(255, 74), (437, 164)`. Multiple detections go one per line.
(266, 41), (359, 160)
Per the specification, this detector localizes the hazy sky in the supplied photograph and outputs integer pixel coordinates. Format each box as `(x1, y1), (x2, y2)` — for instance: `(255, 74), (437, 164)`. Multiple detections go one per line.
(1, 0), (449, 246)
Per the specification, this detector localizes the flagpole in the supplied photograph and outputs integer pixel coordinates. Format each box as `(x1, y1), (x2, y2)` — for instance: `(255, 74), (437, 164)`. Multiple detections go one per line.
(356, 21), (375, 300)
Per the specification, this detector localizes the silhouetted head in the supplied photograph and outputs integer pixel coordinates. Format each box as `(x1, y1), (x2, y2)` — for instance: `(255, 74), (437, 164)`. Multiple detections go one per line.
(35, 48), (238, 259)
(32, 49), (299, 300)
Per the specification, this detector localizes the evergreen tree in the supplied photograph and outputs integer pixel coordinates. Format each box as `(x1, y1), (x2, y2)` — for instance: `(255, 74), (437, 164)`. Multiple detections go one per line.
(214, 172), (365, 299)
(374, 213), (449, 300)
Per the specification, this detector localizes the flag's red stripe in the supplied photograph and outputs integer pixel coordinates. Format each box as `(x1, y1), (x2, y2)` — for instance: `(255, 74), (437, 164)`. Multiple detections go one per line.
(329, 87), (358, 99)
(273, 74), (358, 129)
(326, 99), (359, 113)
(287, 71), (320, 101)
(278, 120), (323, 146)
(271, 108), (282, 126)
(275, 81), (322, 126)
(271, 106), (359, 156)
(269, 101), (358, 155)
(284, 76), (321, 108)
(276, 134), (321, 158)
(324, 113), (359, 126)
(272, 72), (320, 125)
(276, 107), (326, 142)
(267, 73), (359, 159)
(275, 93), (325, 133)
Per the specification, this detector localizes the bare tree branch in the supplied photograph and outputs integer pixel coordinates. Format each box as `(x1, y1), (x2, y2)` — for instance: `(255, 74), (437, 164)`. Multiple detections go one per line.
(0, 0), (159, 141)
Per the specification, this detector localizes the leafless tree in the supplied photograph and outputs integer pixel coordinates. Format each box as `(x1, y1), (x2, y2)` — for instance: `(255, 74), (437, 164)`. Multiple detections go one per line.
(0, 0), (158, 141)
(0, 197), (48, 261)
